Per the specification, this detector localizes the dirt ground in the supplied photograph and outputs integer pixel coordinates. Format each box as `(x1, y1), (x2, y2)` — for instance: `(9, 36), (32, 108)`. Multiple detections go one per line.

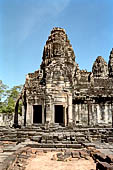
(25, 152), (96, 170)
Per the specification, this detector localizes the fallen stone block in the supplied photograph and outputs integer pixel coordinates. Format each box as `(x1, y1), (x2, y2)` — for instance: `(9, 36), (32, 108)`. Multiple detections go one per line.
(79, 150), (90, 160)
(58, 135), (63, 141)
(71, 151), (80, 159)
(106, 155), (113, 164)
(92, 152), (107, 162)
(96, 161), (113, 170)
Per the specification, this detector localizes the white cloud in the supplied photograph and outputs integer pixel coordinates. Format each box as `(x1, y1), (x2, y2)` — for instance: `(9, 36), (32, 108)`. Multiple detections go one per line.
(17, 0), (70, 42)
(2, 0), (71, 47)
(50, 0), (70, 13)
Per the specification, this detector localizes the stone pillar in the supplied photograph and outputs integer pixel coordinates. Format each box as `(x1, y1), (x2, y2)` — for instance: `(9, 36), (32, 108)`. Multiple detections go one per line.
(46, 104), (51, 123)
(45, 95), (51, 123)
(87, 102), (92, 126)
(87, 103), (90, 126)
(91, 104), (96, 126)
(111, 103), (113, 128)
(68, 93), (73, 125)
(72, 104), (75, 125)
(75, 104), (78, 123)
(22, 106), (25, 126)
(63, 106), (66, 126)
(96, 105), (100, 124)
(104, 104), (108, 124)
(42, 105), (44, 124)
(66, 107), (69, 125)
(52, 104), (54, 123)
(78, 104), (81, 124)
(109, 104), (112, 124)
(26, 103), (32, 125)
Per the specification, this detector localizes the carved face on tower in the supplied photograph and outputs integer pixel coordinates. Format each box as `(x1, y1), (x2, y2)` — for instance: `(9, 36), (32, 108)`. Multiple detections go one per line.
(40, 27), (77, 87)
(41, 27), (76, 73)
(92, 56), (108, 78)
(53, 42), (63, 56)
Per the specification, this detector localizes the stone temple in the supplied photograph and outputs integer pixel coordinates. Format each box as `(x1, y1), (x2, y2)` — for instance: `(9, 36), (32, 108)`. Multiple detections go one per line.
(15, 27), (113, 127)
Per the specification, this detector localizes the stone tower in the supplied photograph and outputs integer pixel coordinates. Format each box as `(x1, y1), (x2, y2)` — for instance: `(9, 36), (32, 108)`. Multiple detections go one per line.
(41, 27), (76, 86)
(16, 28), (113, 128)
(22, 27), (76, 126)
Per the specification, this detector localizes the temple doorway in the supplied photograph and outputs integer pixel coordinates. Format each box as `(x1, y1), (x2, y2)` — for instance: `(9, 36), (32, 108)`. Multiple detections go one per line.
(33, 105), (42, 123)
(55, 105), (64, 124)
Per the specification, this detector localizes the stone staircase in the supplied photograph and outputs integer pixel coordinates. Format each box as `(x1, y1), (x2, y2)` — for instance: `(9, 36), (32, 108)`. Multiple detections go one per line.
(0, 125), (113, 169)
(0, 125), (113, 147)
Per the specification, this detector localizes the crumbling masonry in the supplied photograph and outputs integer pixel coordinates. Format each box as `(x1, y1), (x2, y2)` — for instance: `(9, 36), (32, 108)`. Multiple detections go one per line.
(17, 27), (113, 127)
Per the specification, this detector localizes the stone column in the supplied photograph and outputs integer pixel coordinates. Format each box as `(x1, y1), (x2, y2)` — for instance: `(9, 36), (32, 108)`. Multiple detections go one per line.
(104, 104), (108, 124)
(52, 104), (54, 123)
(75, 104), (78, 123)
(68, 93), (73, 125)
(42, 105), (45, 124)
(91, 104), (96, 126)
(26, 103), (32, 125)
(87, 102), (92, 126)
(72, 104), (75, 125)
(21, 106), (24, 125)
(46, 105), (51, 123)
(45, 95), (51, 123)
(78, 104), (81, 124)
(62, 106), (66, 126)
(109, 104), (112, 124)
(111, 103), (113, 128)
(96, 104), (100, 124)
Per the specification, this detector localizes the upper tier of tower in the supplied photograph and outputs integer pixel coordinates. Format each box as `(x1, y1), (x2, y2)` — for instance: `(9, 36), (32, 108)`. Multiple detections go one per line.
(41, 27), (76, 70)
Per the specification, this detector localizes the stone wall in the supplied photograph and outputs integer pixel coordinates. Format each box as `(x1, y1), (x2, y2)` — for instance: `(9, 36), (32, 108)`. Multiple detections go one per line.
(0, 113), (14, 127)
(0, 113), (23, 127)
(73, 103), (112, 127)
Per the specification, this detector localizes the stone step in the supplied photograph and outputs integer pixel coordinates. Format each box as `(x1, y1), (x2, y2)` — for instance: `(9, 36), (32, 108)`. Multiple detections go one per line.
(26, 143), (83, 149)
(82, 143), (95, 148)
(0, 138), (26, 142)
(3, 147), (18, 152)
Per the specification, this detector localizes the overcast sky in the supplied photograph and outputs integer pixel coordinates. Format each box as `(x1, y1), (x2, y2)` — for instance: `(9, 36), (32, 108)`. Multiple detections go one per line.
(0, 0), (113, 87)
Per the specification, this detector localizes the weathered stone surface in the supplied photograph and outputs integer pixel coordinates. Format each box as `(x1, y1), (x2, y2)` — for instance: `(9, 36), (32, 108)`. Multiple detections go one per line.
(92, 56), (108, 78)
(106, 155), (113, 164)
(14, 27), (113, 128)
(96, 161), (113, 170)
(79, 150), (90, 160)
(71, 151), (80, 159)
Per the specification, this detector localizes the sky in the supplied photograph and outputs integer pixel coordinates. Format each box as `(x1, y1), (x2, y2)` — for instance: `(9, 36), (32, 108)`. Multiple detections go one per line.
(0, 0), (113, 88)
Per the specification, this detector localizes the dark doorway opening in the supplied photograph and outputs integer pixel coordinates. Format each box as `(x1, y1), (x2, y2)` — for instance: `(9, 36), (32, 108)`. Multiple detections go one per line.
(55, 105), (63, 124)
(33, 105), (42, 123)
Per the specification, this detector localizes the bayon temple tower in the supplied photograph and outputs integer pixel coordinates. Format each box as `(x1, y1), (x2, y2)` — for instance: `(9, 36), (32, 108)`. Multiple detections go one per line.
(16, 27), (113, 127)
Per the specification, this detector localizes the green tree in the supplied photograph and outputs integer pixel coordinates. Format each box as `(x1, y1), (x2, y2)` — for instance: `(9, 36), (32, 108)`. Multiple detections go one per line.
(6, 85), (23, 114)
(0, 80), (8, 101)
(0, 80), (8, 112)
(0, 81), (23, 114)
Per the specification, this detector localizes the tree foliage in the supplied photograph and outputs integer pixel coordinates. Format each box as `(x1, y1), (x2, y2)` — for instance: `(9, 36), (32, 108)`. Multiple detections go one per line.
(0, 80), (8, 101)
(0, 81), (23, 114)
